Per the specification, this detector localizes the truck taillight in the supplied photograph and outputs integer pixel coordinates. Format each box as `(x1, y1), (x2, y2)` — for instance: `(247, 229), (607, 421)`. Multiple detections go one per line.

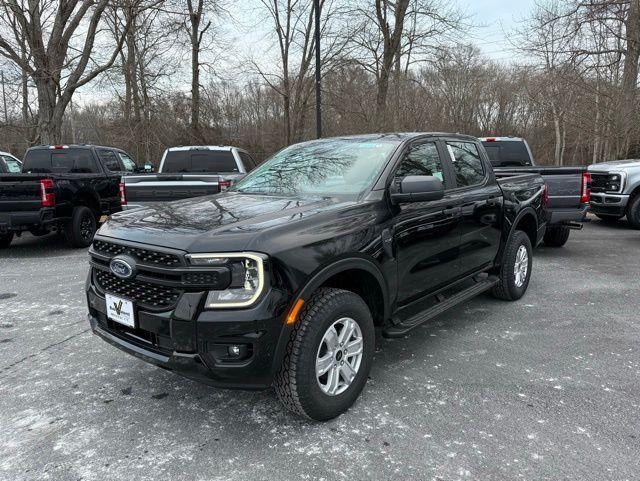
(580, 172), (591, 203)
(119, 182), (127, 205)
(39, 179), (55, 207)
(219, 180), (231, 191)
(542, 183), (549, 207)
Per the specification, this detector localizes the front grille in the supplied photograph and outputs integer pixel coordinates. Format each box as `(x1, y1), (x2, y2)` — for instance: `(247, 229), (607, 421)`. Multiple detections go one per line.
(95, 270), (181, 309)
(590, 173), (609, 193)
(92, 240), (182, 267)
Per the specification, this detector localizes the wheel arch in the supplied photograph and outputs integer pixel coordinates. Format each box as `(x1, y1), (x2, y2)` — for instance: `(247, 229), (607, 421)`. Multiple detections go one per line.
(295, 256), (390, 327)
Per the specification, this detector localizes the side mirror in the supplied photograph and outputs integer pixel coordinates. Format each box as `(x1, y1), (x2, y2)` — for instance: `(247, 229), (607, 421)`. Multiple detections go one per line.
(143, 163), (154, 173)
(390, 175), (444, 204)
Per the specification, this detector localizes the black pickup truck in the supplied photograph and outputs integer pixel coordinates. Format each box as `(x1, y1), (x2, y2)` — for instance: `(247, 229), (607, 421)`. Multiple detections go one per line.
(86, 133), (547, 420)
(480, 137), (589, 247)
(0, 145), (136, 248)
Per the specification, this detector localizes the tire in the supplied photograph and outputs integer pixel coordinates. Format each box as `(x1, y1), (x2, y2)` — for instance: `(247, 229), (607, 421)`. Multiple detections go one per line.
(543, 225), (570, 247)
(65, 206), (97, 248)
(0, 232), (13, 249)
(595, 214), (623, 222)
(274, 287), (375, 421)
(626, 194), (640, 230)
(492, 230), (532, 301)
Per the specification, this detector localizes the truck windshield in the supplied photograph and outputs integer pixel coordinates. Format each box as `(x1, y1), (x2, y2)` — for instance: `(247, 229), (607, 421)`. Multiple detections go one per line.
(162, 150), (239, 173)
(232, 138), (401, 197)
(482, 140), (533, 167)
(23, 149), (98, 173)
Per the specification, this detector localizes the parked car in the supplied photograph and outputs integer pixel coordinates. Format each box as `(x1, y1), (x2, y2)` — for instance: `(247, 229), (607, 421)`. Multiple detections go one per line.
(0, 151), (22, 173)
(86, 133), (547, 420)
(121, 146), (256, 210)
(588, 160), (640, 228)
(480, 136), (589, 247)
(0, 144), (138, 248)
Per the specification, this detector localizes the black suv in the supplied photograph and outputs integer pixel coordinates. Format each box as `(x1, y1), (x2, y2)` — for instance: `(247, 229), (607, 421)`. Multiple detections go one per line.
(86, 133), (547, 420)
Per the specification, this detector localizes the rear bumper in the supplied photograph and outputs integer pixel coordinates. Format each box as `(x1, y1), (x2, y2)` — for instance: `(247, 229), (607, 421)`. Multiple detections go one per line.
(86, 278), (293, 390)
(0, 208), (57, 233)
(590, 193), (629, 216)
(548, 204), (589, 225)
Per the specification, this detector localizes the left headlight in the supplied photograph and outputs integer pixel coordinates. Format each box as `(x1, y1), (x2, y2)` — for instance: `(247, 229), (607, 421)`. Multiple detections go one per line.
(186, 252), (267, 308)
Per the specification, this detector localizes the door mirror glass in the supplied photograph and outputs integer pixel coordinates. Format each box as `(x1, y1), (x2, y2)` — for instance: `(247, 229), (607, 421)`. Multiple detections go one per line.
(143, 162), (154, 173)
(390, 175), (444, 203)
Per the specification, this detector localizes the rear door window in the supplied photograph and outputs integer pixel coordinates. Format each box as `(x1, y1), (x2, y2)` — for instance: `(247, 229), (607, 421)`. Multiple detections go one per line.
(447, 142), (485, 187)
(23, 149), (99, 173)
(162, 150), (239, 173)
(239, 151), (256, 171)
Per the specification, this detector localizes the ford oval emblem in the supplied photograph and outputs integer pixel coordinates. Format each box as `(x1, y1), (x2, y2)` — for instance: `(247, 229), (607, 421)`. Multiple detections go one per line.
(110, 258), (134, 279)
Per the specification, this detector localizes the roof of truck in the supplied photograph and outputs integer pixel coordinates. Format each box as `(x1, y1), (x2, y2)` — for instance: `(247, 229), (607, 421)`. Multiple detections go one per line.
(28, 144), (128, 152)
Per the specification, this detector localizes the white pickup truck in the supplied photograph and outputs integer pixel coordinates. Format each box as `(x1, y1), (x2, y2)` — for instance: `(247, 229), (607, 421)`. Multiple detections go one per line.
(121, 146), (257, 210)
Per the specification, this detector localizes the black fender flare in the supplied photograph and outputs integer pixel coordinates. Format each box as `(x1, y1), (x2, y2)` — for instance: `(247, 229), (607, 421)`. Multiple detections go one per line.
(295, 255), (390, 321)
(496, 206), (539, 264)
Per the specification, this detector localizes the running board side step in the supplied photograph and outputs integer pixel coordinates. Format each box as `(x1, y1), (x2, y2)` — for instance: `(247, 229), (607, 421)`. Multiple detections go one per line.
(382, 276), (499, 338)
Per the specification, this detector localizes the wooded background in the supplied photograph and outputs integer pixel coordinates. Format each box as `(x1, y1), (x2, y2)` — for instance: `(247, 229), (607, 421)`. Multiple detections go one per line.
(1, 0), (640, 166)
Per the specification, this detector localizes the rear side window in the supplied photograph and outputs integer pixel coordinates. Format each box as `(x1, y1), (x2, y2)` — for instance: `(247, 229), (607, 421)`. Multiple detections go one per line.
(395, 142), (446, 186)
(481, 140), (533, 167)
(239, 151), (256, 171)
(23, 149), (98, 174)
(447, 142), (485, 187)
(1, 155), (21, 173)
(97, 149), (121, 171)
(162, 150), (239, 173)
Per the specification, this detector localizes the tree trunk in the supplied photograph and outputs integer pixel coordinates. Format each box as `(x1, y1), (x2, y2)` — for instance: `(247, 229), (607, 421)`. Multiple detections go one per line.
(621, 0), (640, 156)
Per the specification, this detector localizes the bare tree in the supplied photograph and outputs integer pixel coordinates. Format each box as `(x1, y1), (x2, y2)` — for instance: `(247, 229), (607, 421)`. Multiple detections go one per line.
(0, 0), (134, 143)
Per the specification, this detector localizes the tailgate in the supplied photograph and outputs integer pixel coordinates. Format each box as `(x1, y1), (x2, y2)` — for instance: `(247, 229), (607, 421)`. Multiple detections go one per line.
(494, 166), (586, 209)
(0, 175), (44, 213)
(123, 174), (224, 203)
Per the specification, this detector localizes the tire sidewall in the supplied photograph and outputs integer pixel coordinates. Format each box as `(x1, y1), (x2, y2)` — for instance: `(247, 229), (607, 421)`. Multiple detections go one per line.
(504, 231), (532, 300)
(627, 196), (640, 229)
(295, 292), (375, 420)
(67, 206), (97, 247)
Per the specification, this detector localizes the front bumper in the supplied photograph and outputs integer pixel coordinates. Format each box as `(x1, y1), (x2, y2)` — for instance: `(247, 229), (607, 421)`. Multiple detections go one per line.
(87, 278), (292, 390)
(589, 193), (629, 216)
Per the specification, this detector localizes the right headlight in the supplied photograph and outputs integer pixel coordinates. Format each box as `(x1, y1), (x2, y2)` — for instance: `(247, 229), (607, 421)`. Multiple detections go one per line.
(187, 252), (267, 308)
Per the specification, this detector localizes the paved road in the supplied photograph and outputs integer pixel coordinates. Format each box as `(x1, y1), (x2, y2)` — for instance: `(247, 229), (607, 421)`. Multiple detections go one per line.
(0, 219), (639, 481)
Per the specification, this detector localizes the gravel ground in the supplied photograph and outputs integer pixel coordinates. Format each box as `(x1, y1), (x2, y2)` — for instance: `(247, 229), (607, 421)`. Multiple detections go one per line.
(0, 218), (639, 481)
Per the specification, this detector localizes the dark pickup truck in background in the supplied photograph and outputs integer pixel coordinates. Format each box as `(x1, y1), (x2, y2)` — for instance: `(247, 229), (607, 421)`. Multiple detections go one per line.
(121, 146), (256, 210)
(480, 137), (589, 247)
(87, 132), (547, 421)
(0, 145), (137, 248)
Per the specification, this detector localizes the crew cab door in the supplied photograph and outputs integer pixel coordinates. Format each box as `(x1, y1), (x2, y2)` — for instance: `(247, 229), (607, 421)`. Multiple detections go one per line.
(95, 148), (124, 213)
(443, 140), (503, 276)
(391, 140), (462, 306)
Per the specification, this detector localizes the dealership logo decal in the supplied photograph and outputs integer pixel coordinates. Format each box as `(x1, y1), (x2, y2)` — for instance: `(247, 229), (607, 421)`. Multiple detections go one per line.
(113, 300), (123, 315)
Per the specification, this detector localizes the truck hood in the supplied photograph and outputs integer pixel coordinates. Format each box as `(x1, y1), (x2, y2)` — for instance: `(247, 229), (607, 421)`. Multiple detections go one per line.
(98, 192), (344, 252)
(589, 160), (640, 171)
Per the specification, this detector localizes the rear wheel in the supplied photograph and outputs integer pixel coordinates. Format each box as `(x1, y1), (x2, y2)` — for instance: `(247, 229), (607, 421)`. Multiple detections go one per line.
(492, 230), (532, 301)
(626, 195), (640, 230)
(65, 206), (97, 248)
(275, 288), (375, 421)
(0, 232), (13, 249)
(543, 225), (570, 247)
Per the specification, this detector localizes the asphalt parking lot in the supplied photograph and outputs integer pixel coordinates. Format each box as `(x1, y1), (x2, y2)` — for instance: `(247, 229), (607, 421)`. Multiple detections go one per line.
(0, 218), (639, 481)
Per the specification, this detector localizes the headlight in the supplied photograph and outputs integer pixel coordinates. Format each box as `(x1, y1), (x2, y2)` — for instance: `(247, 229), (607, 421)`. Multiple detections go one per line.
(186, 252), (267, 308)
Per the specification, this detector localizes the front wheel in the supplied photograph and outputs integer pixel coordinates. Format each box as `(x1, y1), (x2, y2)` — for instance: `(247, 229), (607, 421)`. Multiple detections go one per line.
(543, 225), (570, 247)
(626, 195), (640, 230)
(492, 230), (532, 301)
(274, 288), (375, 421)
(0, 232), (14, 249)
(65, 206), (97, 248)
